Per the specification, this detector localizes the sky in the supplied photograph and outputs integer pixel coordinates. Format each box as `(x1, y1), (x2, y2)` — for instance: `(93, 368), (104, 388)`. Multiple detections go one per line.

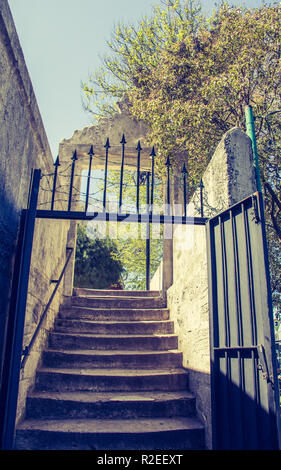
(8, 0), (266, 159)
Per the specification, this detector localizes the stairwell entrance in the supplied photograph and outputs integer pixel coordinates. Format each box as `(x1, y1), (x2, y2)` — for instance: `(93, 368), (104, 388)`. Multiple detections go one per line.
(0, 134), (280, 449)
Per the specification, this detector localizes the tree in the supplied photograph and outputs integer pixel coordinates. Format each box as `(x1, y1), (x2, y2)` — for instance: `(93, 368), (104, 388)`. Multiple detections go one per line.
(82, 0), (203, 126)
(88, 168), (164, 290)
(74, 223), (124, 289)
(82, 0), (281, 310)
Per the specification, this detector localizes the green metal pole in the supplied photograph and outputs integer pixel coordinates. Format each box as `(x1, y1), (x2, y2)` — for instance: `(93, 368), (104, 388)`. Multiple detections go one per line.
(245, 105), (262, 193)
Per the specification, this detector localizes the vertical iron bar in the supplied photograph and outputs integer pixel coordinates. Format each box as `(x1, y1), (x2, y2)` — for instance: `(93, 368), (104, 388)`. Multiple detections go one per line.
(242, 203), (257, 345)
(103, 138), (110, 212)
(68, 150), (77, 212)
(146, 171), (150, 291)
(85, 146), (94, 213)
(165, 157), (171, 216)
(242, 201), (259, 448)
(219, 214), (231, 449)
(200, 178), (204, 217)
(230, 210), (243, 346)
(230, 209), (244, 449)
(150, 146), (156, 215)
(237, 349), (245, 447)
(219, 216), (230, 347)
(182, 163), (187, 219)
(51, 156), (60, 211)
(136, 141), (142, 213)
(1, 170), (41, 449)
(119, 134), (126, 212)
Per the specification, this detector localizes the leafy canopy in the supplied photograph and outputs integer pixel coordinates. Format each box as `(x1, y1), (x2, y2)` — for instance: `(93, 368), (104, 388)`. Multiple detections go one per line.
(82, 0), (281, 307)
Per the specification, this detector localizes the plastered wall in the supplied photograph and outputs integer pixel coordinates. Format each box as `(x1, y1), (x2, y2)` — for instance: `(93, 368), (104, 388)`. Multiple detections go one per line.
(0, 1), (70, 424)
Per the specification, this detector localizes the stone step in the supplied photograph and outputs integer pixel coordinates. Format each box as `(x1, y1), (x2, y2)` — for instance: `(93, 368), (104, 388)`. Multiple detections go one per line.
(25, 390), (196, 420)
(73, 288), (161, 297)
(71, 296), (166, 309)
(15, 287), (206, 450)
(15, 417), (205, 450)
(35, 367), (188, 392)
(59, 306), (170, 321)
(49, 331), (178, 351)
(54, 318), (174, 335)
(43, 349), (183, 369)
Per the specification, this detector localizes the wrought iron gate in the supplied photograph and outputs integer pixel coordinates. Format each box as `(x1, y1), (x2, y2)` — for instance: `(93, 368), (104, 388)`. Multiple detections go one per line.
(206, 192), (280, 449)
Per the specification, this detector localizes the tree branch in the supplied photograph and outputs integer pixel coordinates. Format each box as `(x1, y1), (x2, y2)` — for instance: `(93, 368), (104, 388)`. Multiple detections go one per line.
(264, 182), (281, 242)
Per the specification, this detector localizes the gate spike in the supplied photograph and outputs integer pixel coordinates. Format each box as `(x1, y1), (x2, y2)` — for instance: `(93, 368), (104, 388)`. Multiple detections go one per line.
(104, 137), (111, 149)
(51, 156), (60, 210)
(88, 145), (94, 157)
(146, 171), (150, 291)
(165, 156), (171, 167)
(200, 178), (204, 217)
(150, 146), (156, 214)
(136, 141), (142, 213)
(85, 146), (94, 212)
(165, 156), (171, 215)
(150, 146), (156, 158)
(120, 133), (127, 144)
(68, 149), (77, 211)
(71, 149), (78, 161)
(181, 163), (188, 218)
(119, 134), (126, 212)
(103, 138), (110, 211)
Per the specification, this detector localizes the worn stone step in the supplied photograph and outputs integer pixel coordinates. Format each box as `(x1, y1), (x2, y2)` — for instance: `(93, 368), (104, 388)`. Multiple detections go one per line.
(43, 349), (183, 369)
(35, 367), (188, 392)
(54, 318), (174, 335)
(25, 390), (196, 420)
(49, 332), (178, 351)
(59, 306), (170, 321)
(71, 296), (166, 309)
(15, 417), (205, 450)
(73, 288), (161, 297)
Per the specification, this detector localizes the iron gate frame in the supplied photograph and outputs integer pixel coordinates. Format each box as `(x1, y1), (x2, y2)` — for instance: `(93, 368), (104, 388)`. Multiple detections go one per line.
(206, 191), (280, 450)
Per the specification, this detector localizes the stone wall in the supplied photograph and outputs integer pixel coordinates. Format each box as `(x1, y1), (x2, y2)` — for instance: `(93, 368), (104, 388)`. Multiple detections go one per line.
(162, 127), (257, 448)
(0, 1), (70, 425)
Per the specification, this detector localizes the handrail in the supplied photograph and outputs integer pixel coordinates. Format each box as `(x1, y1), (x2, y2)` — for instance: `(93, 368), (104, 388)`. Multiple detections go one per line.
(20, 246), (74, 369)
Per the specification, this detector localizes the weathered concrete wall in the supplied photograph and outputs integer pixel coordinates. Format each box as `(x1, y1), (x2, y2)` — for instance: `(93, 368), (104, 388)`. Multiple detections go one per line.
(59, 95), (151, 172)
(0, 1), (70, 425)
(165, 127), (257, 448)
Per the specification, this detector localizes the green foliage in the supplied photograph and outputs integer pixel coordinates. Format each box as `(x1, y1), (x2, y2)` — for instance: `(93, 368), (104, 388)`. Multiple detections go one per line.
(74, 223), (124, 289)
(116, 225), (163, 290)
(81, 0), (203, 122)
(91, 168), (164, 290)
(82, 0), (281, 310)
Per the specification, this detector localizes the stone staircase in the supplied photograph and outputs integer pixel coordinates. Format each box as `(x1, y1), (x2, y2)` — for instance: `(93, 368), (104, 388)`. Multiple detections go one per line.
(15, 289), (205, 450)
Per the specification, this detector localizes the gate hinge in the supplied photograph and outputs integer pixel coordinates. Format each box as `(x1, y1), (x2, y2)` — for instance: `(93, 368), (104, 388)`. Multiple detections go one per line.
(21, 346), (29, 368)
(252, 196), (260, 224)
(257, 344), (274, 389)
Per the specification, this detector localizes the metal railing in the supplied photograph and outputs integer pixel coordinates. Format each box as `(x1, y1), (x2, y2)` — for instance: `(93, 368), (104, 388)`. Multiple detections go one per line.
(42, 136), (205, 218)
(36, 136), (208, 292)
(20, 246), (73, 369)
